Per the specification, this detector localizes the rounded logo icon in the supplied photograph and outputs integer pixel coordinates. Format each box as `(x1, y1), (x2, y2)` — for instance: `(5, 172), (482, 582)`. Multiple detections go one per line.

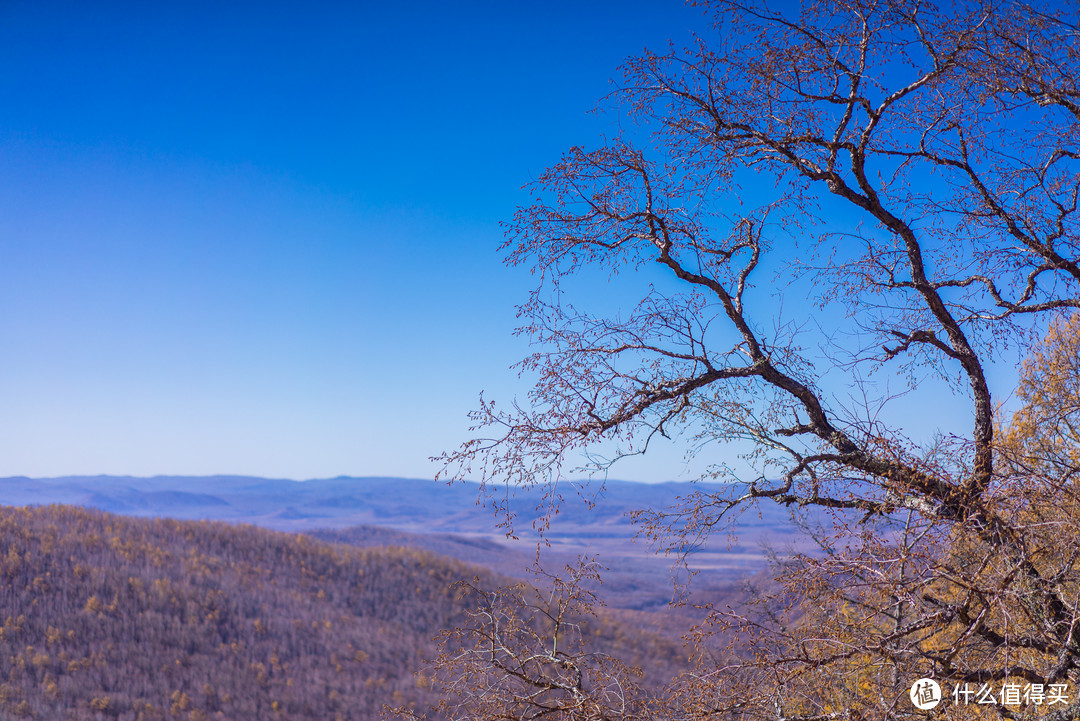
(910, 678), (942, 710)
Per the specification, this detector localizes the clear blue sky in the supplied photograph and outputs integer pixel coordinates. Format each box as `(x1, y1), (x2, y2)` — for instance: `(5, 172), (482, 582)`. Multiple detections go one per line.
(0, 0), (729, 480)
(0, 0), (1019, 482)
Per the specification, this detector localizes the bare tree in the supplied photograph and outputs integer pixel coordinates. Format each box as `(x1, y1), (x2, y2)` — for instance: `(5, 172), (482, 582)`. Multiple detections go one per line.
(435, 1), (1080, 719)
(402, 561), (654, 721)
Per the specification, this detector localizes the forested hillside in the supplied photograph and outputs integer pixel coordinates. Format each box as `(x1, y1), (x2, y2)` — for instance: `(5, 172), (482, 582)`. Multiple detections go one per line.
(0, 506), (686, 721)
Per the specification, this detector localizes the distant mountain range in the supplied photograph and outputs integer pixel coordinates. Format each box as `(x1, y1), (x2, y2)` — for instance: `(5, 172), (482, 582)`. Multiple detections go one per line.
(0, 475), (816, 610)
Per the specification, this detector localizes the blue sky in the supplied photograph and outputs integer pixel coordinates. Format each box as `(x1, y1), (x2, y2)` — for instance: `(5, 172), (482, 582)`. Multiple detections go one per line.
(0, 0), (1024, 482)
(0, 0), (727, 480)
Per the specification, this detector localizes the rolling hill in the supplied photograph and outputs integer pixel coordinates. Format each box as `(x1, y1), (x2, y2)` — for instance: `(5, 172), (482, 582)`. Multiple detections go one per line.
(0, 505), (688, 721)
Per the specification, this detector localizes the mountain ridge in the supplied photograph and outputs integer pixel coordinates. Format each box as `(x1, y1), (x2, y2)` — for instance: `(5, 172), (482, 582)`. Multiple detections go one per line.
(0, 504), (688, 720)
(0, 475), (816, 610)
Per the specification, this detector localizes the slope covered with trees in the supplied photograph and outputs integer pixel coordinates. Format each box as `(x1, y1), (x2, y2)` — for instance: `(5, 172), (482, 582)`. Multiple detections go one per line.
(0, 506), (685, 721)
